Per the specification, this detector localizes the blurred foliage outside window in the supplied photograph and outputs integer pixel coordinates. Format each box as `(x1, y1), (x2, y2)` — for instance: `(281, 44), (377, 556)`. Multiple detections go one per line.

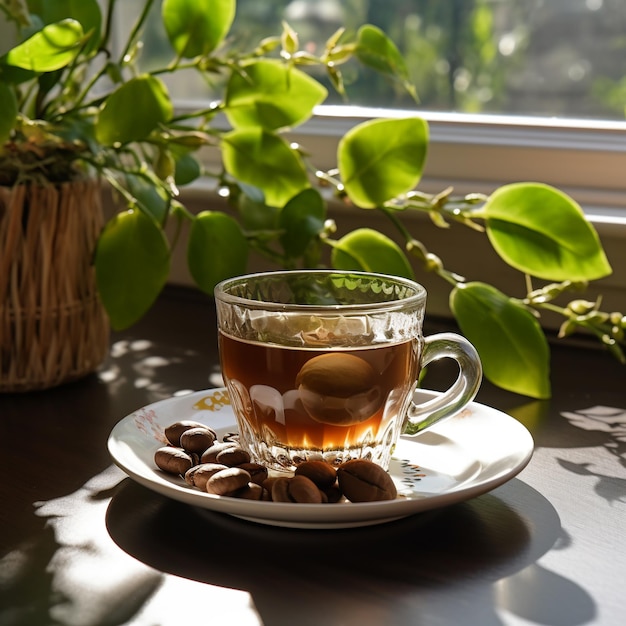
(119, 0), (626, 121)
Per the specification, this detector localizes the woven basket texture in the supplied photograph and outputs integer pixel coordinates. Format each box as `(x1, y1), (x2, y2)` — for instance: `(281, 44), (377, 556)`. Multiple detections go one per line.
(0, 179), (109, 392)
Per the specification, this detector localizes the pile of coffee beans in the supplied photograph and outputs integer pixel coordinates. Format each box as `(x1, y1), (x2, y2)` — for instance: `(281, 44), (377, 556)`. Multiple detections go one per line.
(154, 420), (398, 503)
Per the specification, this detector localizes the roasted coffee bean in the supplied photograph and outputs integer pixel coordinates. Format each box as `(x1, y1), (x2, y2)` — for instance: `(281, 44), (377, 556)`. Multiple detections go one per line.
(165, 421), (216, 446)
(184, 463), (228, 490)
(295, 460), (337, 489)
(323, 484), (344, 503)
(154, 446), (194, 475)
(215, 446), (250, 467)
(270, 475), (323, 503)
(296, 353), (381, 426)
(180, 426), (217, 453)
(261, 476), (281, 493)
(237, 462), (269, 485)
(158, 420), (399, 504)
(289, 475), (323, 503)
(270, 477), (292, 502)
(337, 459), (397, 502)
(201, 441), (238, 463)
(234, 482), (265, 500)
(206, 467), (251, 496)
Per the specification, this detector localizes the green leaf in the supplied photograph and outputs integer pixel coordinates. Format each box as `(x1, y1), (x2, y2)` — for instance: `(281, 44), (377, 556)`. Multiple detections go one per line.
(124, 174), (170, 224)
(338, 117), (428, 208)
(187, 211), (249, 294)
(35, 0), (102, 53)
(95, 75), (173, 146)
(174, 152), (202, 186)
(95, 210), (170, 330)
(5, 18), (84, 72)
(331, 228), (414, 279)
(36, 68), (63, 102)
(279, 188), (326, 258)
(237, 193), (279, 232)
(221, 128), (310, 207)
(483, 183), (612, 281)
(356, 24), (408, 77)
(450, 282), (551, 399)
(225, 60), (328, 131)
(0, 83), (18, 144)
(355, 25), (417, 100)
(0, 65), (37, 85)
(162, 0), (235, 58)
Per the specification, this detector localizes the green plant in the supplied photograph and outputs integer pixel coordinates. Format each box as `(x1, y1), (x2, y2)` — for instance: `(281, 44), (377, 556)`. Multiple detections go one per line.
(0, 0), (623, 399)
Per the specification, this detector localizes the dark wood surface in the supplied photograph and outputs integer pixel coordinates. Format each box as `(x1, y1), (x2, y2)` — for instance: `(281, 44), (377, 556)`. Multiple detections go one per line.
(1, 287), (624, 626)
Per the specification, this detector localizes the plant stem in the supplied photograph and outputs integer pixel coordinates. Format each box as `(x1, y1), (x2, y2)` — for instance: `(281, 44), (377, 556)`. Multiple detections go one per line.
(68, 0), (155, 114)
(102, 169), (137, 206)
(70, 57), (108, 113)
(149, 60), (203, 77)
(119, 0), (156, 64)
(168, 208), (186, 250)
(532, 301), (567, 316)
(379, 205), (465, 287)
(380, 205), (412, 240)
(101, 0), (120, 52)
(50, 1), (123, 116)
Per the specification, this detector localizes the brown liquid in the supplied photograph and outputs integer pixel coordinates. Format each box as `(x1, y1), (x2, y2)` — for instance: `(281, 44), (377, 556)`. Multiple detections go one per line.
(219, 332), (419, 466)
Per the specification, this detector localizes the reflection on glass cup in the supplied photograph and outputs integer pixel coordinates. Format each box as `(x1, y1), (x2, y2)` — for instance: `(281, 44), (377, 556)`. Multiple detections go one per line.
(215, 270), (482, 472)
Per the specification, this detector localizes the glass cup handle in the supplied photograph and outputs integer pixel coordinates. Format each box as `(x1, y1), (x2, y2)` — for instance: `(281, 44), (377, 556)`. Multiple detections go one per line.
(404, 333), (483, 436)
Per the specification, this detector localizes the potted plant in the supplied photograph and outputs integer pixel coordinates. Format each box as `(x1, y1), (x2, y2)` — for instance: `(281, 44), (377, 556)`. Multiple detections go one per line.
(0, 0), (623, 397)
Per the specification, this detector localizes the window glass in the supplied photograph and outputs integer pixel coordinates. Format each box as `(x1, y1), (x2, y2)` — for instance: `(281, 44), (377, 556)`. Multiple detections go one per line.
(118, 0), (626, 122)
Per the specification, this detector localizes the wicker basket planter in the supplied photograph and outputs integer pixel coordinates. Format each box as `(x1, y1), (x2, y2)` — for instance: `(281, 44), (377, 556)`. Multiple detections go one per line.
(0, 179), (109, 392)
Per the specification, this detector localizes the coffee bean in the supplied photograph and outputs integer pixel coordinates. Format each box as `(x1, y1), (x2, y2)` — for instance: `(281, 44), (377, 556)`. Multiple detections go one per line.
(296, 353), (382, 426)
(337, 459), (397, 502)
(206, 467), (251, 496)
(234, 482), (265, 500)
(156, 421), (399, 504)
(289, 475), (323, 503)
(261, 475), (280, 492)
(154, 446), (194, 475)
(184, 463), (228, 490)
(237, 462), (269, 485)
(165, 421), (216, 446)
(323, 484), (345, 503)
(215, 446), (251, 467)
(180, 427), (217, 453)
(270, 477), (292, 502)
(270, 475), (323, 503)
(201, 441), (238, 463)
(294, 460), (337, 489)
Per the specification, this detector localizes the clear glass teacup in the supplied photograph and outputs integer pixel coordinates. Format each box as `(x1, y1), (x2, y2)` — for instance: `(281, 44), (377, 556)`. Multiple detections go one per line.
(215, 270), (482, 472)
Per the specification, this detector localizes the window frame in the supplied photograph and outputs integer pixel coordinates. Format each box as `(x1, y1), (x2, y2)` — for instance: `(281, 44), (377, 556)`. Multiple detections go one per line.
(185, 100), (626, 230)
(293, 106), (626, 229)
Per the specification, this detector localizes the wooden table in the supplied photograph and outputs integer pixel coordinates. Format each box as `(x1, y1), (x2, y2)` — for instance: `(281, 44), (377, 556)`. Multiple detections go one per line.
(1, 287), (624, 626)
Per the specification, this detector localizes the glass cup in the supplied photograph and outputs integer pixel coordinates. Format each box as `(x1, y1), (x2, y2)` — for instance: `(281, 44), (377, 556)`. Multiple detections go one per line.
(214, 270), (482, 472)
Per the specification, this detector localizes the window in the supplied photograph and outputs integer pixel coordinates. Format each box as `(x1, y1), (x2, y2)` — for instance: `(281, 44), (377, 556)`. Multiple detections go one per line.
(113, 0), (626, 310)
(115, 0), (626, 214)
(123, 0), (626, 121)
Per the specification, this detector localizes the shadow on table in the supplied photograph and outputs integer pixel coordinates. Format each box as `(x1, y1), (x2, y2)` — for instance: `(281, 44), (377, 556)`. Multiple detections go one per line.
(106, 477), (594, 626)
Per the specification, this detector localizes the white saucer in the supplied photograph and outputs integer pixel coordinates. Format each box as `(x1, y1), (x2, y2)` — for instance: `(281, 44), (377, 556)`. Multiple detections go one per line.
(107, 388), (534, 529)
